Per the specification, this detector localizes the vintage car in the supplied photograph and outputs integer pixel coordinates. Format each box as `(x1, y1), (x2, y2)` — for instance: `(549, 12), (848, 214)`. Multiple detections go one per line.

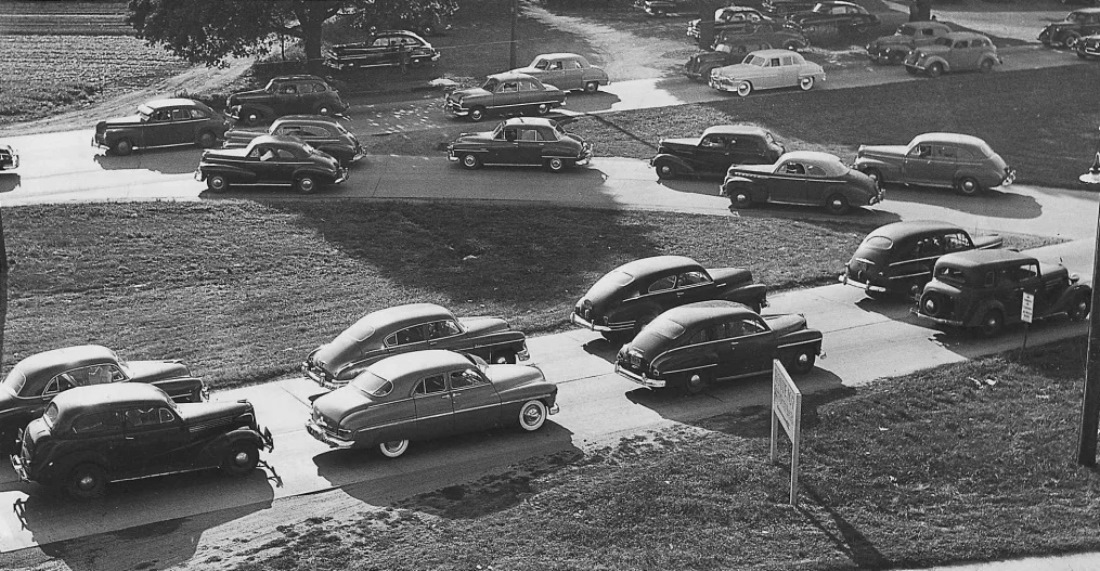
(685, 42), (771, 81)
(721, 151), (883, 214)
(866, 21), (953, 64)
(840, 221), (1003, 299)
(615, 301), (822, 393)
(650, 125), (785, 179)
(12, 384), (273, 499)
(225, 75), (348, 126)
(508, 53), (610, 93)
(915, 250), (1091, 338)
(306, 350), (558, 457)
(787, 1), (880, 34)
(447, 117), (593, 172)
(709, 49), (825, 96)
(903, 32), (1001, 77)
(443, 72), (567, 122)
(0, 143), (17, 171)
(854, 132), (1015, 196)
(687, 6), (770, 41)
(222, 115), (364, 166)
(196, 134), (348, 194)
(302, 303), (531, 389)
(570, 255), (769, 342)
(1078, 33), (1100, 57)
(324, 30), (441, 71)
(710, 21), (811, 54)
(1039, 8), (1100, 49)
(0, 345), (208, 453)
(641, 0), (690, 16)
(92, 98), (230, 156)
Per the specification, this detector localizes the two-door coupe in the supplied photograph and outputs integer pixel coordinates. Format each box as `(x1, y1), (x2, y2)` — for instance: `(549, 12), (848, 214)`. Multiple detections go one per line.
(222, 115), (364, 166)
(855, 132), (1015, 196)
(443, 72), (567, 122)
(509, 53), (609, 93)
(570, 255), (768, 342)
(447, 117), (593, 172)
(721, 150), (883, 215)
(196, 134), (348, 194)
(650, 125), (785, 179)
(302, 303), (531, 389)
(93, 98), (231, 156)
(306, 350), (558, 458)
(0, 345), (207, 453)
(709, 49), (825, 96)
(615, 301), (822, 393)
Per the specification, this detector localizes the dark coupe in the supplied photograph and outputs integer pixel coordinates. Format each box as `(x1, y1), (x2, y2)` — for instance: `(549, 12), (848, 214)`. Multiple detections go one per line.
(0, 345), (207, 453)
(225, 75), (349, 126)
(650, 125), (785, 180)
(721, 151), (883, 215)
(615, 301), (822, 393)
(570, 255), (769, 342)
(302, 303), (532, 389)
(787, 1), (880, 34)
(841, 221), (1003, 299)
(196, 134), (348, 194)
(443, 72), (567, 122)
(93, 98), (230, 156)
(306, 350), (558, 458)
(223, 115), (364, 166)
(324, 30), (441, 71)
(447, 117), (593, 172)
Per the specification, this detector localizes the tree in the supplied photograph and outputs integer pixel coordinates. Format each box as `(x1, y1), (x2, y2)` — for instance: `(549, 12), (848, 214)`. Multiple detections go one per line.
(126, 0), (457, 72)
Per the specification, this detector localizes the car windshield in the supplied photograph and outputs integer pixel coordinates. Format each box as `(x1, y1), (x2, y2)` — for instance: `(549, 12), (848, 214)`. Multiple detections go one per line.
(137, 104), (154, 120)
(350, 370), (394, 397)
(1067, 12), (1088, 23)
(861, 235), (893, 250)
(811, 3), (828, 13)
(109, 349), (133, 379)
(742, 54), (768, 66)
(482, 78), (500, 91)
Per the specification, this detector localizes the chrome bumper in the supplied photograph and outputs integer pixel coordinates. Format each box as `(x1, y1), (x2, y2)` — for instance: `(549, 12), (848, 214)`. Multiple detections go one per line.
(614, 363), (666, 389)
(570, 312), (612, 333)
(839, 273), (887, 293)
(10, 453), (28, 482)
(305, 421), (355, 450)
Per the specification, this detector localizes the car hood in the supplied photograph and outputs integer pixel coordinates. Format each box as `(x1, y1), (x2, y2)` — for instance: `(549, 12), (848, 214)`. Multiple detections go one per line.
(713, 64), (767, 79)
(223, 128), (268, 145)
(227, 89), (269, 105)
(203, 148), (249, 160)
(460, 316), (512, 336)
(763, 313), (807, 337)
(859, 144), (907, 159)
(313, 385), (375, 422)
(127, 360), (191, 382)
(658, 137), (702, 153)
(178, 400), (251, 425)
(101, 114), (144, 127)
(451, 130), (496, 145)
(485, 364), (547, 392)
(973, 234), (1004, 249)
(732, 163), (774, 175)
(451, 87), (491, 100)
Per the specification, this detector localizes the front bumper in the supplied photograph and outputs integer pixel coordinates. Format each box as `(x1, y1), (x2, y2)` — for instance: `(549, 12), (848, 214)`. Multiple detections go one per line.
(306, 420), (356, 450)
(614, 363), (666, 389)
(443, 100), (469, 117)
(1001, 168), (1017, 187)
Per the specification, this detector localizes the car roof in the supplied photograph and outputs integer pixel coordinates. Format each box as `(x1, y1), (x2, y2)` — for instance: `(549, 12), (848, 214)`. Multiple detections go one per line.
(353, 303), (453, 331)
(910, 132), (990, 147)
(818, 1), (861, 7)
(777, 150), (843, 164)
(487, 71), (540, 82)
(368, 350), (474, 380)
(869, 220), (965, 241)
(251, 134), (305, 146)
(274, 115), (342, 126)
(500, 117), (559, 128)
(271, 75), (326, 82)
(10, 345), (118, 379)
(657, 300), (754, 326)
(942, 31), (991, 41)
(144, 98), (202, 108)
(702, 125), (769, 137)
(52, 383), (168, 412)
(748, 48), (807, 58)
(613, 255), (701, 276)
(1071, 8), (1100, 14)
(900, 21), (950, 30)
(940, 249), (1035, 268)
(533, 52), (585, 61)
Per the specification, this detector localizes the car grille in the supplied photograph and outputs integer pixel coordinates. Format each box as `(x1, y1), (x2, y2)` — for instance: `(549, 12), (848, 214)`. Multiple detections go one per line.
(904, 52), (920, 65)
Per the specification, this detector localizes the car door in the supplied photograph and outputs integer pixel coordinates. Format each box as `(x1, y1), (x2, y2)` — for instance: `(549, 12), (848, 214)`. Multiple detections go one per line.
(638, 271), (680, 314)
(734, 314), (776, 374)
(143, 108), (176, 147)
(768, 159), (811, 203)
(697, 133), (731, 174)
(894, 233), (944, 290)
(447, 367), (501, 433)
(297, 81), (323, 113)
(540, 58), (567, 89)
(272, 82), (301, 115)
(994, 262), (1039, 321)
(518, 78), (543, 106)
(489, 124), (522, 163)
(711, 319), (764, 379)
(561, 58), (586, 90)
(950, 39), (979, 70)
(929, 144), (958, 185)
(425, 319), (465, 351)
(411, 374), (454, 438)
(902, 142), (936, 184)
(247, 144), (279, 184)
(673, 269), (716, 305)
(777, 54), (799, 88)
(515, 126), (547, 165)
(271, 146), (300, 183)
(118, 405), (190, 476)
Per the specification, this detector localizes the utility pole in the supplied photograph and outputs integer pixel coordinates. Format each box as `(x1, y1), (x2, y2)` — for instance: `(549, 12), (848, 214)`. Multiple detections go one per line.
(509, 0), (518, 69)
(1077, 127), (1100, 466)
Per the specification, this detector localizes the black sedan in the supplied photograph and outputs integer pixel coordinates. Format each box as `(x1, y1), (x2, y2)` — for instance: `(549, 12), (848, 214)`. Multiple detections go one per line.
(196, 134), (348, 194)
(615, 301), (823, 393)
(570, 255), (768, 342)
(721, 151), (883, 215)
(448, 117), (593, 173)
(651, 125), (784, 180)
(787, 1), (879, 34)
(223, 115), (364, 166)
(93, 98), (231, 156)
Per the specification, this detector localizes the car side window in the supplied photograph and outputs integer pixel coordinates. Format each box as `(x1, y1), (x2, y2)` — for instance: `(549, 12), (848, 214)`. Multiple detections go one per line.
(519, 129), (540, 142)
(805, 164), (826, 177)
(911, 144), (933, 158)
(549, 61), (563, 70)
(783, 162), (806, 175)
(647, 275), (677, 293)
(72, 411), (123, 435)
(770, 57), (781, 67)
(426, 320), (462, 339)
(914, 236), (945, 258)
(741, 316), (768, 334)
(953, 40), (968, 49)
(43, 374), (77, 396)
(943, 232), (973, 252)
(158, 407), (176, 423)
(450, 368), (487, 389)
(504, 128), (518, 142)
(781, 56), (794, 66)
(276, 149), (296, 160)
(124, 407), (160, 429)
(372, 38), (389, 47)
(534, 59), (548, 70)
(708, 322), (734, 340)
(677, 271), (709, 287)
(701, 135), (724, 148)
(414, 374), (448, 395)
(189, 107), (210, 119)
(686, 328), (710, 345)
(392, 325), (427, 346)
(282, 84), (298, 94)
(938, 145), (957, 159)
(921, 28), (933, 36)
(501, 82), (518, 93)
(152, 109), (171, 122)
(311, 82), (327, 92)
(569, 60), (583, 69)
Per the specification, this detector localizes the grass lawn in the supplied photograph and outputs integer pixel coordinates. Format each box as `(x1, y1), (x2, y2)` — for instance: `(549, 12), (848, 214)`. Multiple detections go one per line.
(216, 338), (1100, 571)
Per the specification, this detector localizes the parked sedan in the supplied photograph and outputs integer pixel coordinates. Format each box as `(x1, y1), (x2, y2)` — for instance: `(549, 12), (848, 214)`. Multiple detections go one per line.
(509, 53), (609, 93)
(1039, 8), (1100, 49)
(615, 301), (822, 393)
(854, 132), (1015, 196)
(447, 117), (593, 172)
(904, 32), (1001, 77)
(306, 350), (558, 458)
(787, 1), (879, 34)
(687, 6), (770, 41)
(866, 21), (952, 64)
(650, 124), (785, 179)
(443, 72), (567, 122)
(721, 151), (883, 215)
(225, 75), (348, 126)
(324, 30), (441, 71)
(0, 345), (207, 453)
(570, 255), (768, 342)
(709, 49), (825, 96)
(1077, 33), (1100, 58)
(0, 143), (17, 171)
(223, 115), (364, 166)
(302, 303), (531, 389)
(196, 134), (348, 194)
(840, 221), (1003, 299)
(93, 98), (231, 156)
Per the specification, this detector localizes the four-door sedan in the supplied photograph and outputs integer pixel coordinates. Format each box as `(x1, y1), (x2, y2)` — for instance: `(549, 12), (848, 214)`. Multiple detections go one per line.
(615, 301), (822, 393)
(93, 98), (231, 156)
(0, 345), (207, 453)
(222, 115), (364, 166)
(840, 221), (1003, 299)
(302, 303), (531, 389)
(651, 124), (785, 179)
(721, 151), (883, 214)
(1076, 33), (1100, 58)
(447, 117), (593, 172)
(226, 75), (349, 126)
(866, 21), (952, 64)
(12, 384), (273, 499)
(687, 6), (770, 41)
(709, 49), (825, 96)
(787, 1), (879, 34)
(325, 30), (441, 71)
(570, 255), (768, 342)
(855, 132), (1015, 196)
(306, 350), (558, 458)
(1039, 8), (1100, 49)
(904, 32), (1001, 77)
(443, 72), (567, 122)
(196, 134), (348, 194)
(509, 53), (610, 93)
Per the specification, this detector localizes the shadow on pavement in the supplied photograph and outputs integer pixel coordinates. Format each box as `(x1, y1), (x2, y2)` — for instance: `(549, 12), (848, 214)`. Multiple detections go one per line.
(93, 147), (201, 175)
(885, 184), (1043, 219)
(0, 173), (20, 193)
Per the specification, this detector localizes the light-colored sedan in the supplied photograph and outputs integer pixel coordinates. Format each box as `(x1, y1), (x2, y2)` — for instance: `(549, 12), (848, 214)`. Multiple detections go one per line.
(509, 53), (610, 93)
(708, 49), (825, 96)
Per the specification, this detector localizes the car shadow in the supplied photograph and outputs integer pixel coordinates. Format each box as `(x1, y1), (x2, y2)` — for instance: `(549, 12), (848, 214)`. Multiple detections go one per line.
(559, 90), (622, 114)
(581, 336), (620, 364)
(729, 201), (902, 225)
(0, 173), (21, 193)
(883, 184), (1043, 219)
(93, 147), (201, 175)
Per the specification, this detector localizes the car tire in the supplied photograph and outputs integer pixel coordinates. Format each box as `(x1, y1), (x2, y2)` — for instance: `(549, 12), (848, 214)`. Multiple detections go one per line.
(546, 157), (569, 172)
(469, 106), (487, 122)
(655, 161), (678, 180)
(978, 58), (995, 73)
(1064, 33), (1082, 49)
(976, 309), (1004, 338)
(955, 176), (982, 196)
(863, 168), (883, 186)
(1069, 293), (1091, 321)
(243, 110), (263, 126)
(492, 349), (517, 364)
(461, 153), (482, 170)
(736, 81), (753, 97)
(784, 348), (816, 375)
(378, 439), (409, 459)
(294, 175), (318, 195)
(584, 81), (599, 94)
(207, 174), (230, 193)
(221, 441), (259, 476)
(111, 138), (134, 156)
(517, 400), (548, 432)
(919, 291), (948, 318)
(783, 40), (801, 51)
(926, 62), (944, 78)
(197, 130), (218, 148)
(535, 103), (551, 116)
(824, 194), (850, 215)
(733, 190), (753, 209)
(799, 76), (815, 91)
(682, 371), (713, 395)
(66, 463), (108, 500)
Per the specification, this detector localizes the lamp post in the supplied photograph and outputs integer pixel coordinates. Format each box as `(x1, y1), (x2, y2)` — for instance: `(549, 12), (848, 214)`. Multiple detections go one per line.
(509, 0), (518, 69)
(1077, 126), (1100, 466)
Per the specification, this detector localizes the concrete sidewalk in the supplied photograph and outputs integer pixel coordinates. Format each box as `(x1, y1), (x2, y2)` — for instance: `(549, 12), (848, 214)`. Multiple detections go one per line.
(901, 551), (1100, 571)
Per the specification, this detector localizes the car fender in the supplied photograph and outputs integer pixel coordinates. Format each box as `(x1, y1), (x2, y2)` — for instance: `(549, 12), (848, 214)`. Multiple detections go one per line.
(652, 153), (697, 175)
(953, 167), (998, 187)
(721, 175), (762, 199)
(966, 299), (1006, 327)
(777, 328), (823, 353)
(44, 450), (112, 484)
(924, 56), (950, 72)
(1051, 283), (1092, 315)
(720, 283), (768, 309)
(292, 166), (338, 181)
(201, 165), (259, 183)
(854, 157), (899, 177)
(197, 427), (268, 466)
(236, 103), (276, 119)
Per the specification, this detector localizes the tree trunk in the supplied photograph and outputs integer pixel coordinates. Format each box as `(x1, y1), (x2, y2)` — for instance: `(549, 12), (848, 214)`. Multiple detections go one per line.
(0, 206), (9, 366)
(298, 7), (327, 74)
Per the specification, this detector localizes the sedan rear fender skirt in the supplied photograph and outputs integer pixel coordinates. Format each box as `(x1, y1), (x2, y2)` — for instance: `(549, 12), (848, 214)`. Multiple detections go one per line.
(776, 329), (823, 354)
(955, 168), (996, 188)
(721, 283), (768, 308)
(652, 153), (696, 175)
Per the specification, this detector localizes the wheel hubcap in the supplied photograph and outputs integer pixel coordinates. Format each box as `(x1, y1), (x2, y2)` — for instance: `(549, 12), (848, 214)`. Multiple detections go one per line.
(301, 179), (314, 191)
(797, 353), (808, 365)
(234, 451), (250, 465)
(79, 475), (96, 489)
(523, 406), (541, 424)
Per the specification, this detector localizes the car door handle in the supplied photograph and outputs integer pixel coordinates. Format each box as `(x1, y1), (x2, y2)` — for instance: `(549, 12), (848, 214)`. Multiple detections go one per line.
(441, 394), (451, 400)
(676, 292), (685, 297)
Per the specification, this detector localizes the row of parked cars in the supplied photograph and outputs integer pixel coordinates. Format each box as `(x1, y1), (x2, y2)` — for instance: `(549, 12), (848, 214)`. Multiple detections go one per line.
(1039, 7), (1100, 58)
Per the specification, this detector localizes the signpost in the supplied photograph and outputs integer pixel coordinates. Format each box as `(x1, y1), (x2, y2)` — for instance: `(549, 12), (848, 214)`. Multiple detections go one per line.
(1020, 291), (1034, 356)
(771, 359), (802, 506)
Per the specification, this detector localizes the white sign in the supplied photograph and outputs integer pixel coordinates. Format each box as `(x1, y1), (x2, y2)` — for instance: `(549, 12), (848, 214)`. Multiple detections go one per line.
(770, 359), (802, 506)
(1021, 291), (1034, 324)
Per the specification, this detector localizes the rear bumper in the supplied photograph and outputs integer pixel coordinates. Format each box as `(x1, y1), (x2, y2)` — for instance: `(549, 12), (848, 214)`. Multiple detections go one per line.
(306, 421), (356, 450)
(614, 363), (666, 389)
(839, 273), (888, 293)
(570, 312), (612, 333)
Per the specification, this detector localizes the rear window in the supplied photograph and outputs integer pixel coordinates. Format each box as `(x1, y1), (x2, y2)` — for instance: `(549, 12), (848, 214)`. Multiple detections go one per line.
(861, 235), (894, 250)
(1, 368), (26, 395)
(595, 270), (633, 289)
(350, 371), (393, 397)
(644, 318), (686, 341)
